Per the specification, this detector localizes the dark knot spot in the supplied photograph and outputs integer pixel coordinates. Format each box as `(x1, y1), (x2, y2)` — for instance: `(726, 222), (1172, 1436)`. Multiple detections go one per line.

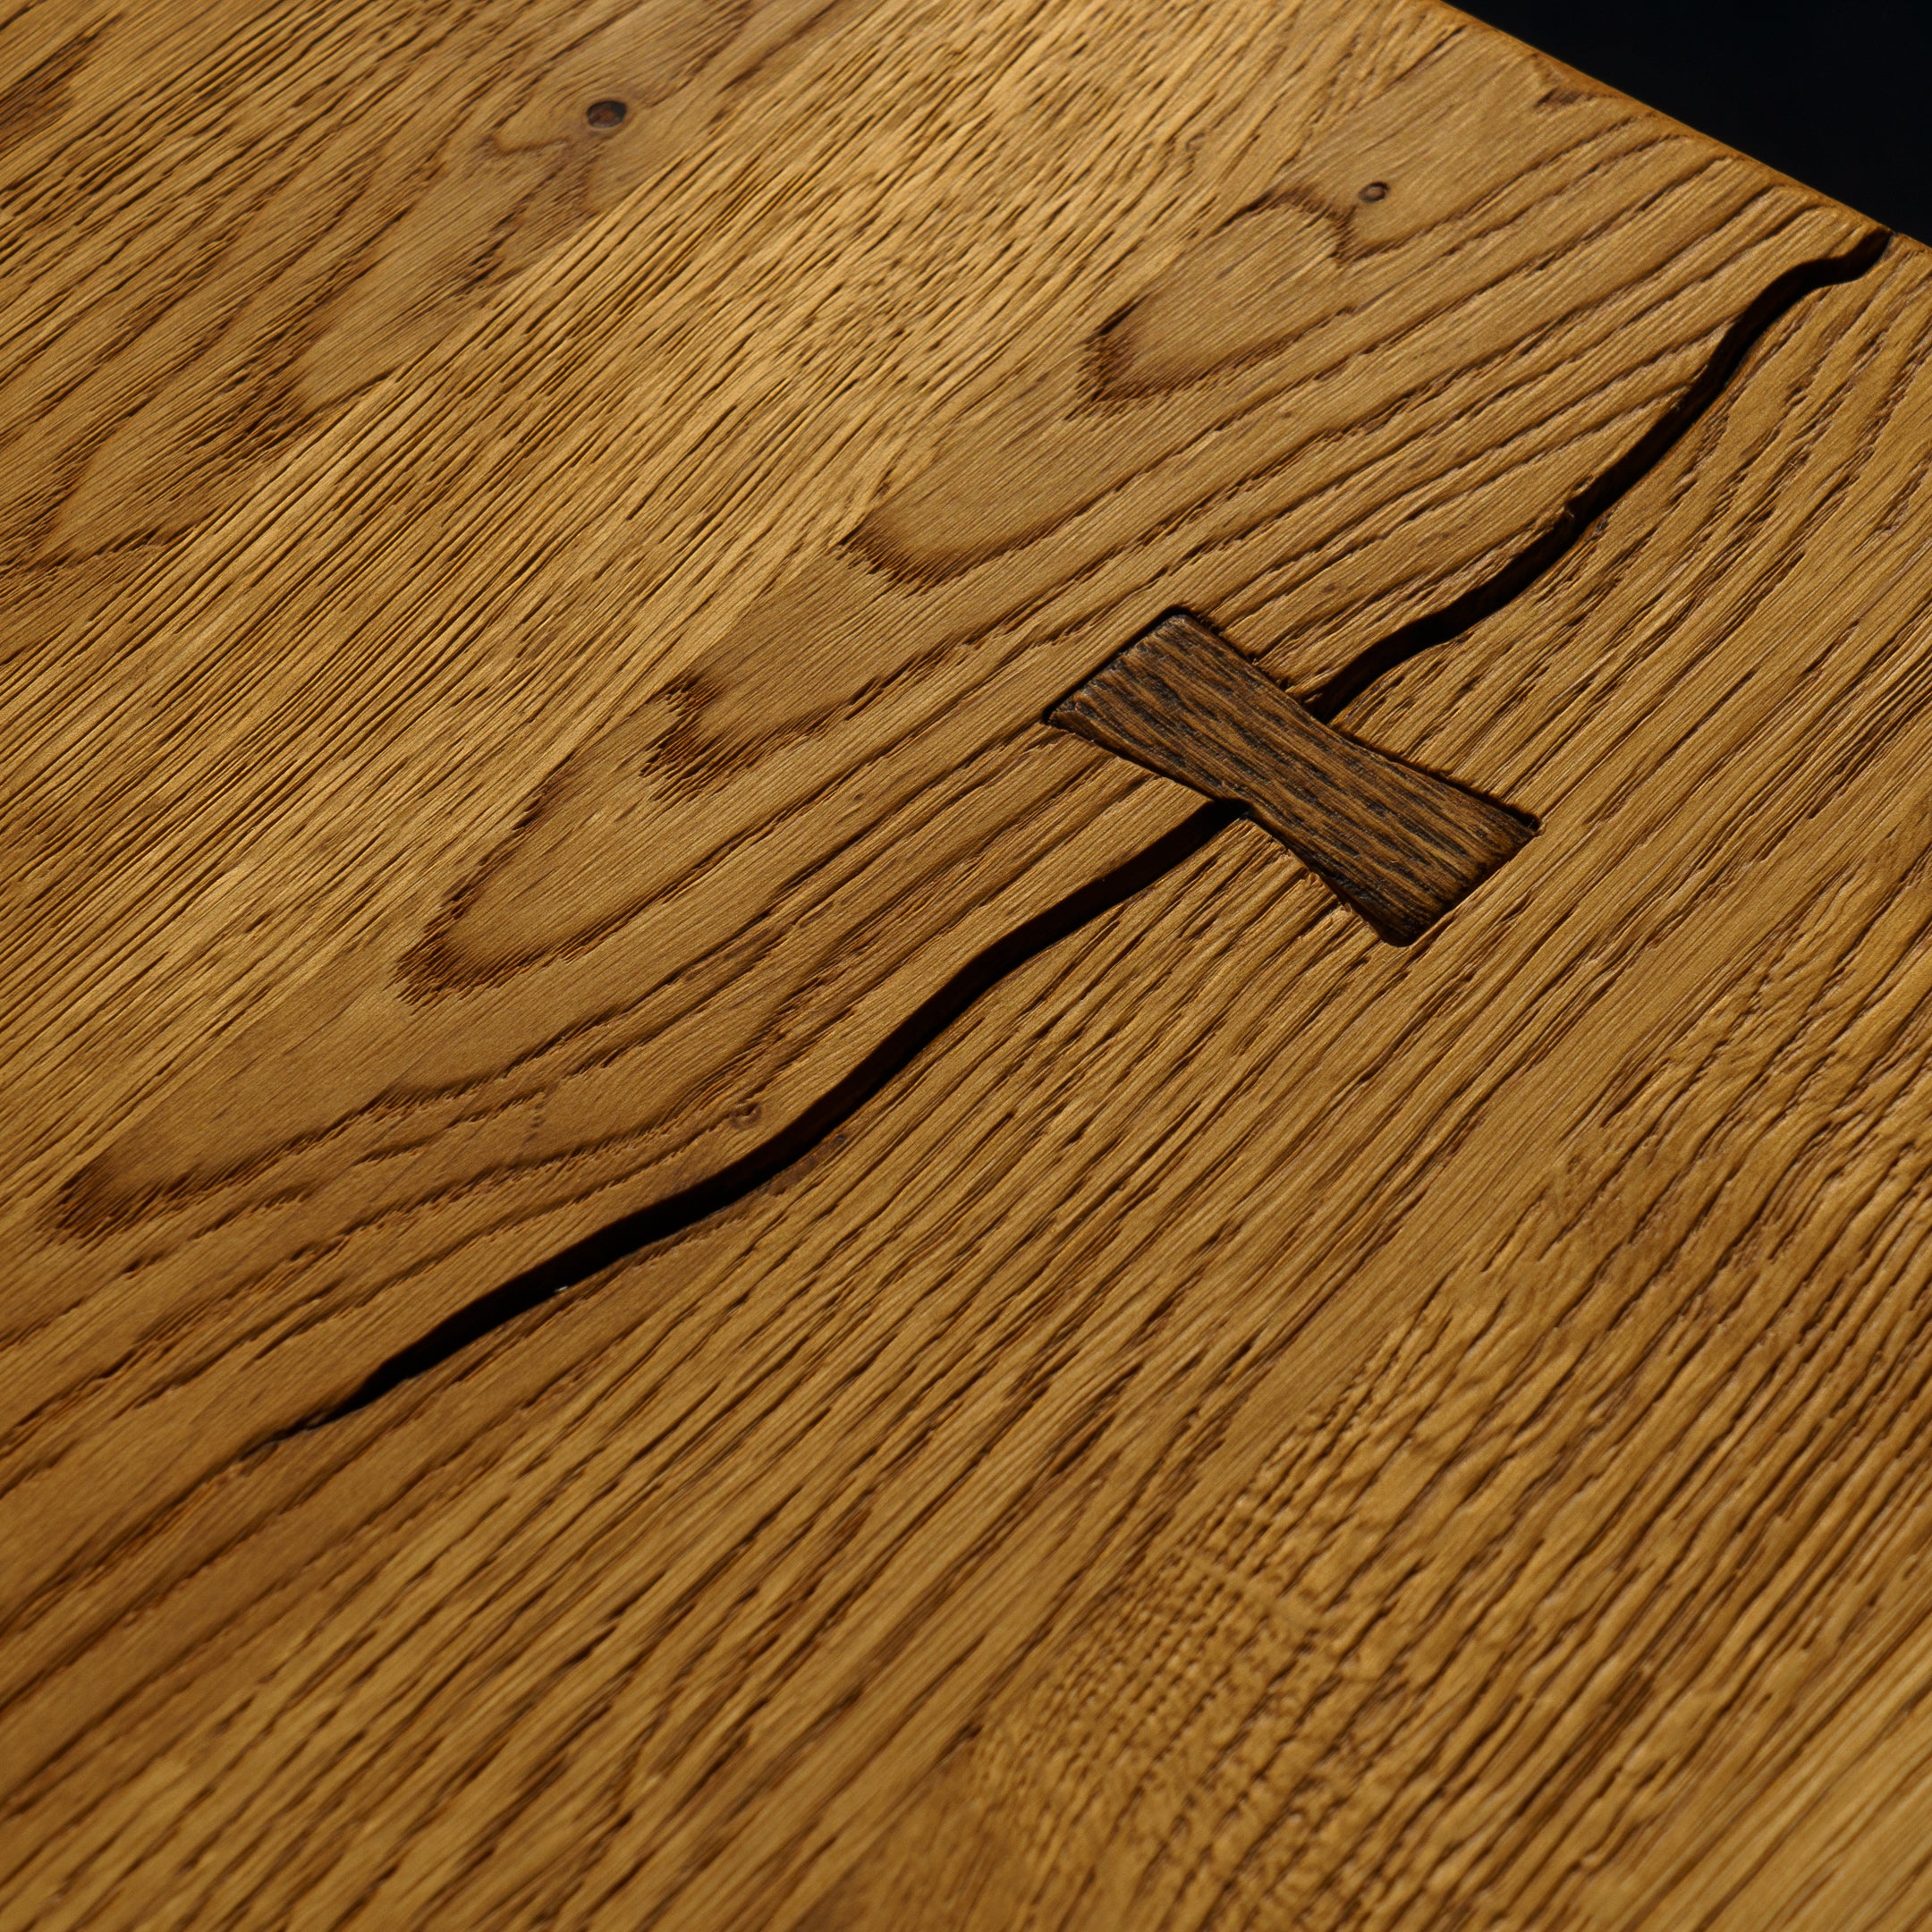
(1359, 181), (1389, 202)
(586, 98), (629, 130)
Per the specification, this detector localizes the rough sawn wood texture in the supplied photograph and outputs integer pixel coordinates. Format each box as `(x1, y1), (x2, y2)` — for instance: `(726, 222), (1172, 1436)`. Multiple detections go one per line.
(5, 0), (1932, 1927)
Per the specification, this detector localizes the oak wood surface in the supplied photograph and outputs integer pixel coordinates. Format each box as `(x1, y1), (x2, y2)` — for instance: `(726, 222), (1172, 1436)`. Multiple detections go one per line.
(0, 0), (1883, 1623)
(6, 1), (1932, 1923)
(0, 0), (811, 674)
(8, 234), (1932, 1928)
(1047, 610), (1535, 943)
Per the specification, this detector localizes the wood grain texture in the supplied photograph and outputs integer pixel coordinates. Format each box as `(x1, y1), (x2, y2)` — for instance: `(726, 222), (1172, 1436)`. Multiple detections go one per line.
(0, 0), (811, 659)
(9, 223), (1932, 1931)
(0, 0), (1884, 1614)
(1048, 611), (1534, 943)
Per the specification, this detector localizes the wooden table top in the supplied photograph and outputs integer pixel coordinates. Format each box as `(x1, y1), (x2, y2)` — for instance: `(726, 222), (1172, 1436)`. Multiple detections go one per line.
(4, 2), (1931, 1925)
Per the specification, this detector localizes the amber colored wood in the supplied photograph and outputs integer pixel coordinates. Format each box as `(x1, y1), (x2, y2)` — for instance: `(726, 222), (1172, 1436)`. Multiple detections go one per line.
(8, 241), (1932, 1928)
(0, 0), (813, 659)
(0, 0), (1884, 1623)
(1048, 611), (1534, 943)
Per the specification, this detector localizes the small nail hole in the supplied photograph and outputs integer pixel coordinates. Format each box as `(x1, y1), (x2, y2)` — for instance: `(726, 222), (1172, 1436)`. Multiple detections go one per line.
(586, 98), (629, 130)
(1359, 181), (1389, 202)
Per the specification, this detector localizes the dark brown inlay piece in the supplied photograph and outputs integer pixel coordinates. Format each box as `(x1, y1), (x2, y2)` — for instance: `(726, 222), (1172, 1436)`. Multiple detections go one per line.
(1048, 612), (1535, 944)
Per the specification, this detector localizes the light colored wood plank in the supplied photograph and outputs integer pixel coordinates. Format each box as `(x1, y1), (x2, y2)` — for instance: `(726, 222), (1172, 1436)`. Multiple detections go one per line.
(0, 0), (1879, 1616)
(8, 231), (1932, 1932)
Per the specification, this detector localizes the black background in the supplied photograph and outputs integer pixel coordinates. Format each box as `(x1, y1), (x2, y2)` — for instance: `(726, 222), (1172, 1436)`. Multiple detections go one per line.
(1467, 1), (1932, 241)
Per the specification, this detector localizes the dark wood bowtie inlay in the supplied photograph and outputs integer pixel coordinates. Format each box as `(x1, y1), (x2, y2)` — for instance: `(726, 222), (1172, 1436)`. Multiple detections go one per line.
(1048, 613), (1536, 945)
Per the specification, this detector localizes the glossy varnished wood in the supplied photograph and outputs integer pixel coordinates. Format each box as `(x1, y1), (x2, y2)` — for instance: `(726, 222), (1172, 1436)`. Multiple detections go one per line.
(1048, 612), (1533, 942)
(9, 232), (1932, 1931)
